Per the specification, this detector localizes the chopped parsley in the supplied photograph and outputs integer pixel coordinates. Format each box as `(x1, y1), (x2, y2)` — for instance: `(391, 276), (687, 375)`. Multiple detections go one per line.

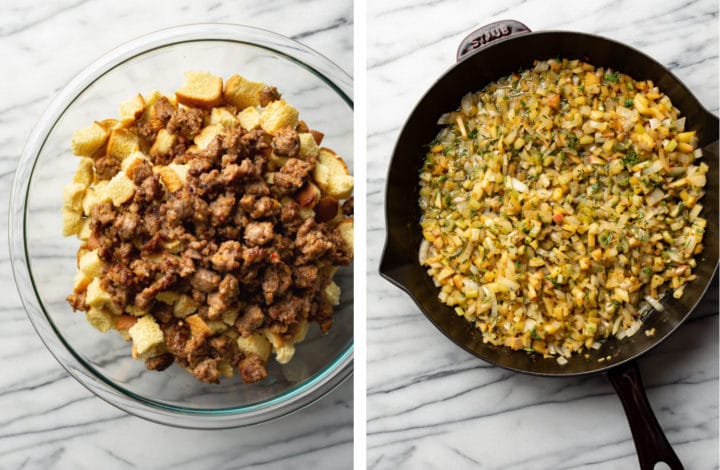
(622, 149), (639, 167)
(604, 72), (619, 83)
(624, 98), (633, 107)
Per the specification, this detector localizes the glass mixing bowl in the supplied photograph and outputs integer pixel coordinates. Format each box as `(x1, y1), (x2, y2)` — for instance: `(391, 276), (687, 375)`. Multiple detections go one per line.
(9, 24), (353, 428)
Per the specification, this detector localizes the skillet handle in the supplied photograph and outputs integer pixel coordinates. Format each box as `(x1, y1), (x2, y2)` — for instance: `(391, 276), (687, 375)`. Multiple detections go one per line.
(456, 20), (531, 62)
(607, 361), (684, 470)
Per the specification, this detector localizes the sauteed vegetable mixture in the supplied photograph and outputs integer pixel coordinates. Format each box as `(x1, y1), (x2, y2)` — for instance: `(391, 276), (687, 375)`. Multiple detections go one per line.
(419, 58), (707, 363)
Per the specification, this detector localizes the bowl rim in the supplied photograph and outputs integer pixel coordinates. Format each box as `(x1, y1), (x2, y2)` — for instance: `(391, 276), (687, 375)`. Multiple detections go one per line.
(9, 23), (353, 428)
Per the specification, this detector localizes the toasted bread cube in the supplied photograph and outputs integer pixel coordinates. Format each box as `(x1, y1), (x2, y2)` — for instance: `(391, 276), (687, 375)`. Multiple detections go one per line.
(86, 307), (116, 333)
(328, 174), (354, 199)
(298, 133), (320, 160)
(169, 163), (188, 182)
(120, 151), (149, 177)
(162, 239), (184, 254)
(323, 281), (341, 306)
(314, 148), (353, 199)
(62, 208), (83, 236)
(128, 315), (164, 356)
(176, 71), (223, 108)
(73, 158), (95, 187)
(73, 270), (92, 294)
(156, 291), (180, 305)
(185, 314), (210, 340)
(82, 187), (99, 216)
(97, 119), (121, 133)
(237, 333), (272, 363)
(104, 171), (136, 206)
(125, 305), (150, 317)
(116, 314), (138, 331)
(78, 249), (103, 278)
(337, 217), (353, 251)
(149, 129), (177, 156)
(71, 122), (109, 157)
(78, 218), (92, 241)
(223, 74), (265, 110)
(294, 182), (322, 208)
(217, 359), (234, 378)
(268, 153), (289, 171)
(207, 321), (229, 335)
(294, 320), (310, 343)
(155, 166), (182, 193)
(119, 94), (145, 124)
(209, 107), (239, 128)
(237, 106), (261, 130)
(107, 128), (140, 160)
(260, 100), (299, 135)
(265, 323), (309, 365)
(312, 164), (330, 191)
(143, 89), (163, 107)
(86, 277), (112, 309)
(194, 124), (223, 150)
(222, 307), (240, 326)
(298, 207), (315, 220)
(62, 182), (86, 212)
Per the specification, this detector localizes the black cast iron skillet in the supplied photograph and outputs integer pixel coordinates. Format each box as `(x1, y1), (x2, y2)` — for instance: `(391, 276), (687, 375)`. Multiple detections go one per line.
(379, 20), (719, 470)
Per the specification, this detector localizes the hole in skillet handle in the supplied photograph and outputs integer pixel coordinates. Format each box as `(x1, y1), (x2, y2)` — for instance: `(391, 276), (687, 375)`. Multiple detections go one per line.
(607, 361), (684, 470)
(456, 19), (532, 62)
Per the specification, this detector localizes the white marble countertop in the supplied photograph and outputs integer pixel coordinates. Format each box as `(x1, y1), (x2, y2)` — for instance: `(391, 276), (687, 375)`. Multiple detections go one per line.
(367, 1), (718, 469)
(1, 0), (352, 468)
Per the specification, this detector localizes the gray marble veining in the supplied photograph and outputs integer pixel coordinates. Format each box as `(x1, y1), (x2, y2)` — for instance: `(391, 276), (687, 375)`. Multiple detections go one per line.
(367, 0), (718, 469)
(1, 0), (352, 468)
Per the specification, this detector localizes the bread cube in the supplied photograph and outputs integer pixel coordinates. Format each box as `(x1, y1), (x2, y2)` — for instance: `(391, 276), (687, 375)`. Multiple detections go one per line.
(128, 315), (164, 356)
(337, 217), (353, 251)
(222, 307), (240, 326)
(62, 182), (86, 212)
(237, 107), (261, 130)
(260, 100), (299, 135)
(217, 359), (235, 378)
(194, 124), (223, 150)
(323, 281), (341, 306)
(104, 171), (136, 206)
(107, 128), (140, 160)
(97, 118), (121, 133)
(207, 321), (229, 335)
(156, 291), (180, 305)
(73, 270), (92, 294)
(78, 218), (92, 241)
(125, 305), (149, 317)
(82, 187), (99, 216)
(61, 208), (83, 236)
(314, 148), (354, 199)
(294, 182), (321, 208)
(209, 107), (239, 128)
(155, 163), (188, 193)
(298, 133), (320, 160)
(119, 94), (145, 124)
(86, 277), (112, 309)
(86, 307), (116, 333)
(237, 333), (272, 362)
(185, 314), (210, 340)
(223, 74), (265, 110)
(176, 71), (223, 108)
(149, 129), (176, 156)
(120, 151), (149, 177)
(73, 157), (95, 187)
(71, 122), (109, 157)
(78, 249), (103, 278)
